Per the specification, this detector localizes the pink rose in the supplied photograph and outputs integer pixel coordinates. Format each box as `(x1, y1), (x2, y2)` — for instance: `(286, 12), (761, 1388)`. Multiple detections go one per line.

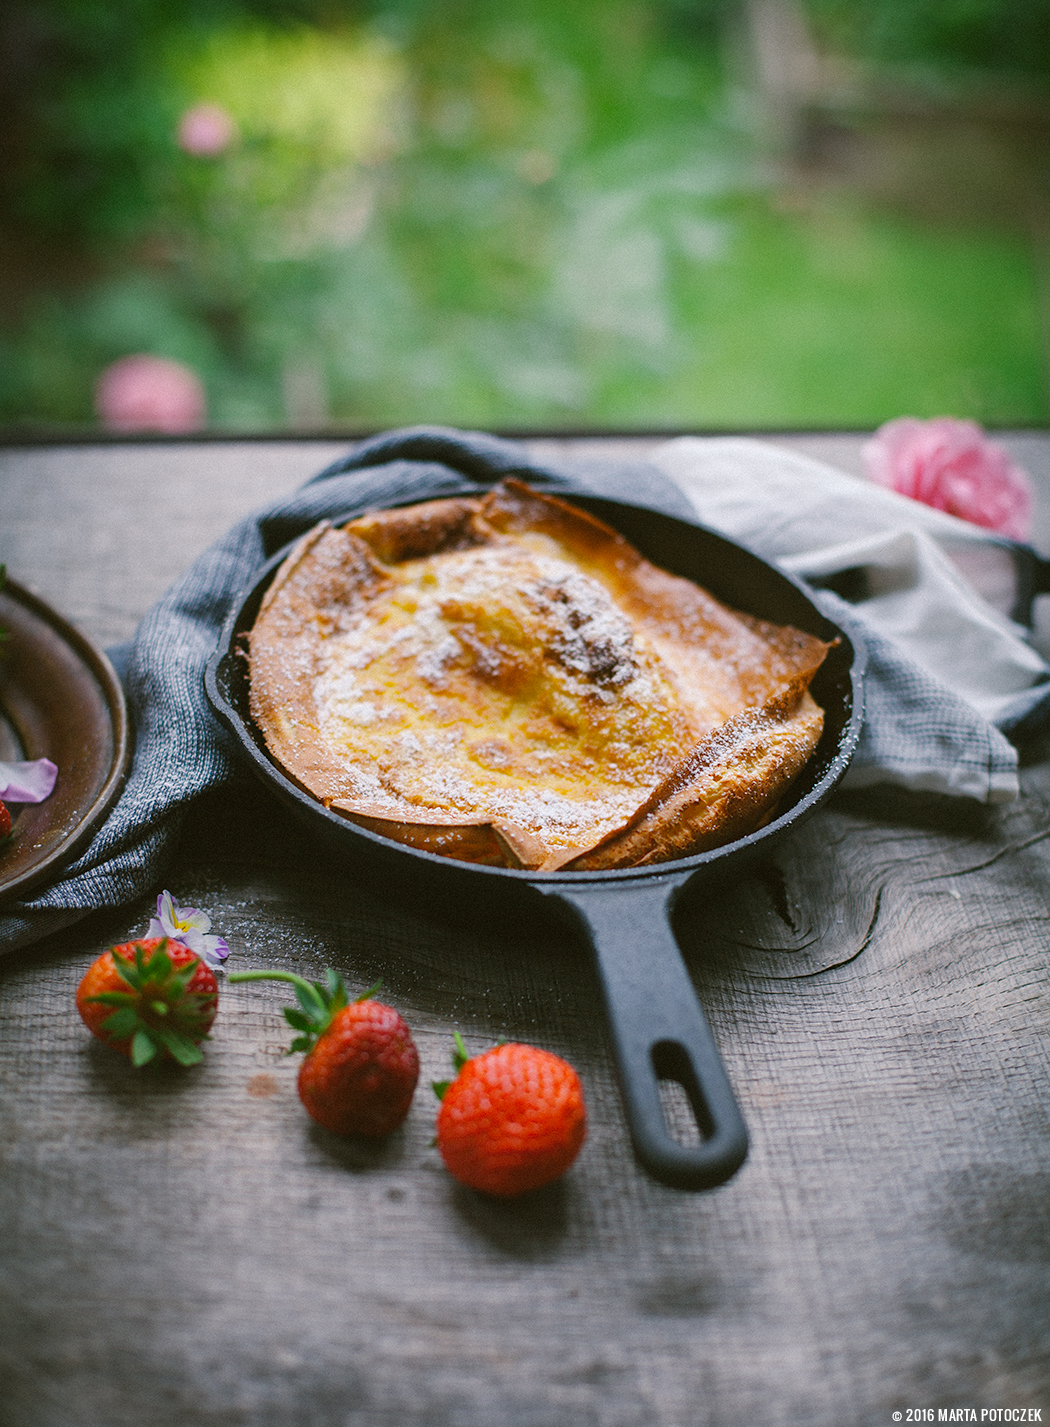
(177, 103), (237, 157)
(95, 355), (206, 434)
(863, 417), (1033, 542)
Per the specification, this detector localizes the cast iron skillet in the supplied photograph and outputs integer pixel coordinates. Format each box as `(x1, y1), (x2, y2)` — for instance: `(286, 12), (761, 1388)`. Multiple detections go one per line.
(206, 492), (865, 1191)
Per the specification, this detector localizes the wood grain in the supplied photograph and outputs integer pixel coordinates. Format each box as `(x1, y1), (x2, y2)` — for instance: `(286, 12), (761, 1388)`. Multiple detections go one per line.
(1, 436), (1048, 1427)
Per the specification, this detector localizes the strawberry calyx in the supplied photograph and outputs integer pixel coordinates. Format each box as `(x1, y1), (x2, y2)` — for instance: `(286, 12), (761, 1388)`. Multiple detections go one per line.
(228, 968), (381, 1054)
(83, 938), (213, 1067)
(431, 1031), (471, 1102)
(432, 1034), (508, 1100)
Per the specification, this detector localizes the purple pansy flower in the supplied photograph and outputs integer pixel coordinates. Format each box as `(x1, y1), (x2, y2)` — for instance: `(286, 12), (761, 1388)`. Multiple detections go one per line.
(148, 890), (230, 971)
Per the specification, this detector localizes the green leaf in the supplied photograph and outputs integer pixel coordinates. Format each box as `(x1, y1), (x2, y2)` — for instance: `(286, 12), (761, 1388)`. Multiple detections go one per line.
(282, 1007), (315, 1033)
(294, 980), (327, 1020)
(83, 991), (137, 1008)
(169, 957), (203, 991)
(452, 1031), (469, 1073)
(153, 1027), (204, 1067)
(110, 954), (140, 990)
(431, 1079), (451, 1101)
(100, 1008), (139, 1039)
(131, 1030), (158, 1067)
(147, 945), (173, 983)
(354, 979), (383, 1004)
(287, 1035), (313, 1054)
(324, 968), (343, 999)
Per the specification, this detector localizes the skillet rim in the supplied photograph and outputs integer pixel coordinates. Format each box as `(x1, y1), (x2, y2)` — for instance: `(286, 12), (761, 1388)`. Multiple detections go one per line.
(205, 488), (866, 888)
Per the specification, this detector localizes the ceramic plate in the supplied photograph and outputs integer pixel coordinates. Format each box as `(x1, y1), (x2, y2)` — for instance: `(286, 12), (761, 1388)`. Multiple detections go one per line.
(0, 578), (130, 904)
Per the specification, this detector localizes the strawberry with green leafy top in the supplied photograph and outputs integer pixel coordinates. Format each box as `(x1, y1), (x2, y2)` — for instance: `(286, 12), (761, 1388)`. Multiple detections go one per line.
(77, 937), (219, 1066)
(229, 968), (419, 1136)
(434, 1034), (587, 1197)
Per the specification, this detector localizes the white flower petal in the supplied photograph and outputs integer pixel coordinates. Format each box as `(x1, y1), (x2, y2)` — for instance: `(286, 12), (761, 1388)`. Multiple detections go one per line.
(199, 936), (230, 970)
(0, 758), (58, 803)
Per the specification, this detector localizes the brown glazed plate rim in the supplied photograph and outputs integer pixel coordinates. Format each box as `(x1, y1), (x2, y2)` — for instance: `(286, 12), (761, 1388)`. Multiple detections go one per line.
(0, 579), (131, 905)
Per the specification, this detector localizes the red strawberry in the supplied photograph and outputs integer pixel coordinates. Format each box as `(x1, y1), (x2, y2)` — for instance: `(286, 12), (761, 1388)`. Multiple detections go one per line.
(0, 800), (10, 838)
(434, 1035), (587, 1197)
(229, 969), (419, 1136)
(76, 937), (219, 1066)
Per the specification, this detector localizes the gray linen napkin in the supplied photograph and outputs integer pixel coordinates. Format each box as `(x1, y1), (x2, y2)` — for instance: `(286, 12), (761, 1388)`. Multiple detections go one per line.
(651, 437), (1050, 803)
(0, 425), (1037, 956)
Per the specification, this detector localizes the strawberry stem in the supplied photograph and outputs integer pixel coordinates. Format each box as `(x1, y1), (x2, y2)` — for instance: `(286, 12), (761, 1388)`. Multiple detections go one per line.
(228, 969), (324, 997)
(228, 968), (381, 1055)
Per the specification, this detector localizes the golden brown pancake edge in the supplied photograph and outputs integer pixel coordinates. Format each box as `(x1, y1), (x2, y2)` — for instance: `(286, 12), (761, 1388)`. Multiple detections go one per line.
(247, 480), (831, 870)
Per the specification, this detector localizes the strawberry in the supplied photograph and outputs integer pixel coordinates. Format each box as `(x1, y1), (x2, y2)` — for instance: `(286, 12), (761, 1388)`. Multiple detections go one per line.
(76, 937), (219, 1066)
(433, 1035), (587, 1197)
(0, 800), (10, 838)
(228, 968), (419, 1136)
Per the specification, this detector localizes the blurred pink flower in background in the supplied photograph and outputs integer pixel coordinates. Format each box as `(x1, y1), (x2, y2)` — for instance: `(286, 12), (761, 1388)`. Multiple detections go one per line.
(863, 417), (1033, 542)
(177, 102), (237, 156)
(94, 355), (206, 433)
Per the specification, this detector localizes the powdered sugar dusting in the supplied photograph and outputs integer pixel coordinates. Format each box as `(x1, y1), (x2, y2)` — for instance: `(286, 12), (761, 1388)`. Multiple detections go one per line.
(523, 565), (638, 687)
(308, 540), (685, 843)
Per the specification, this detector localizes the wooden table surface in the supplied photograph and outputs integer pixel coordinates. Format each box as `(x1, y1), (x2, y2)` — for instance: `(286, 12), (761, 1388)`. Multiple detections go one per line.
(1, 433), (1049, 1427)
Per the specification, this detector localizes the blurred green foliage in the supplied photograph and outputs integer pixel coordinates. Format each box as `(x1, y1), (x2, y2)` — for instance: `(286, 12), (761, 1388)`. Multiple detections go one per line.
(802, 0), (1050, 80)
(0, 0), (1046, 431)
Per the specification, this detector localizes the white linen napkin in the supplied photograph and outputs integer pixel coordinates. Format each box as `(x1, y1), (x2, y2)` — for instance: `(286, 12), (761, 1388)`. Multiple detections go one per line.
(650, 437), (1050, 804)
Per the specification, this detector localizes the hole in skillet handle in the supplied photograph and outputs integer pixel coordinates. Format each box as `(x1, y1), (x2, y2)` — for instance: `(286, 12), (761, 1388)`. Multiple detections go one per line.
(654, 1042), (714, 1146)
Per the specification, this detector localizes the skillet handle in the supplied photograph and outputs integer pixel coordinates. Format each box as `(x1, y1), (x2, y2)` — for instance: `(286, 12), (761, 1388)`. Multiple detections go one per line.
(553, 880), (748, 1191)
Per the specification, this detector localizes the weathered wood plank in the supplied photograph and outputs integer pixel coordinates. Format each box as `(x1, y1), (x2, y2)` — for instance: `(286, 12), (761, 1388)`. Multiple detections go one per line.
(1, 436), (1048, 1427)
